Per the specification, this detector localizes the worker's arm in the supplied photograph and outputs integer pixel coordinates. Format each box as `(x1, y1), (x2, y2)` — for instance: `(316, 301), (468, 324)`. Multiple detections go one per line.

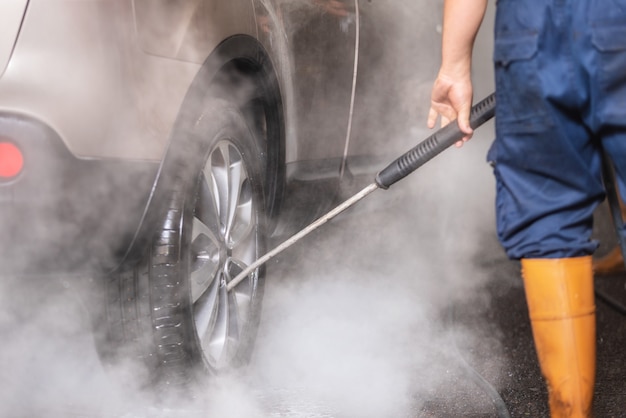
(428, 0), (487, 145)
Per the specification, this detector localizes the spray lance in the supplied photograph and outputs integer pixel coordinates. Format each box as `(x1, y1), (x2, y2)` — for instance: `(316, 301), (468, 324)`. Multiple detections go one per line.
(226, 93), (496, 292)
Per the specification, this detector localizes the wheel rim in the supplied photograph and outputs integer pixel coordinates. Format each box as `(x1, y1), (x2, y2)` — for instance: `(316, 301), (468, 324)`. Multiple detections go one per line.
(190, 139), (259, 369)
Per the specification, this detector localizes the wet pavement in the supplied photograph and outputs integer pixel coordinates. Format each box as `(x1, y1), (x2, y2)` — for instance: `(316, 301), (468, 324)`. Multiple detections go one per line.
(419, 235), (626, 418)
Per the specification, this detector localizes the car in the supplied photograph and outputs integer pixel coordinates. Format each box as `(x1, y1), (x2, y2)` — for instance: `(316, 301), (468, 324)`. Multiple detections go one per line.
(0, 0), (395, 395)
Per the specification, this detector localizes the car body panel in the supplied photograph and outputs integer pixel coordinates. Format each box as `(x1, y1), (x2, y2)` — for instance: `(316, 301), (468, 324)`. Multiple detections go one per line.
(0, 0), (199, 161)
(0, 0), (28, 79)
(133, 0), (256, 63)
(255, 0), (357, 165)
(0, 0), (357, 163)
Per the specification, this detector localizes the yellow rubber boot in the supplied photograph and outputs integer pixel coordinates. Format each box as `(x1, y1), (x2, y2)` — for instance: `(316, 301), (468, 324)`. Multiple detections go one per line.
(521, 256), (596, 418)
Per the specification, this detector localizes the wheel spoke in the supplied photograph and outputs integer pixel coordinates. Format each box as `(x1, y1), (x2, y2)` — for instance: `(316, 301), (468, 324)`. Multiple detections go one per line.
(196, 169), (221, 238)
(231, 229), (257, 266)
(227, 257), (252, 322)
(204, 279), (230, 364)
(224, 154), (245, 245)
(190, 217), (220, 302)
(209, 142), (231, 236)
(191, 172), (222, 303)
(193, 274), (220, 341)
(228, 177), (254, 248)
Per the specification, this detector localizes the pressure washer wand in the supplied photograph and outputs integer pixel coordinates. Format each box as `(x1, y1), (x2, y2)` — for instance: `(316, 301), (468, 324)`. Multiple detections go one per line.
(226, 93), (496, 291)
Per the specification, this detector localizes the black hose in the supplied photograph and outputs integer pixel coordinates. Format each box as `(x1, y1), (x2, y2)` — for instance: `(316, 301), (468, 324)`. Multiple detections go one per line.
(449, 306), (512, 418)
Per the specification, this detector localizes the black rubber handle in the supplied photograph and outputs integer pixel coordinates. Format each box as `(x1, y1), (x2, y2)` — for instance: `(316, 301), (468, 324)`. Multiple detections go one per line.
(375, 93), (496, 189)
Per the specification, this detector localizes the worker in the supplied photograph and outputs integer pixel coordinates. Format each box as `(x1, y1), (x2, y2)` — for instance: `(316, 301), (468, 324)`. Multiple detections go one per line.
(427, 1), (626, 416)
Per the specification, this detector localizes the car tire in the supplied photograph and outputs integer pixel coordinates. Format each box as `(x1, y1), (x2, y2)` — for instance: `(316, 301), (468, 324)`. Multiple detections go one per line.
(98, 100), (267, 394)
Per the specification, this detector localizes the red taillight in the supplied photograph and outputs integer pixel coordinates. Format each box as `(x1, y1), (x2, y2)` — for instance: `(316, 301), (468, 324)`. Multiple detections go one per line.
(0, 141), (24, 179)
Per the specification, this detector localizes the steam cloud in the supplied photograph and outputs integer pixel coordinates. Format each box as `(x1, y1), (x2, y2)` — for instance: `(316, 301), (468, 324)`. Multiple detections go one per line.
(0, 1), (502, 417)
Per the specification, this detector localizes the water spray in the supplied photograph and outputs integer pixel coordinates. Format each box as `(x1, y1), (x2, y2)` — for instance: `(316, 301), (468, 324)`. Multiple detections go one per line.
(226, 93), (496, 292)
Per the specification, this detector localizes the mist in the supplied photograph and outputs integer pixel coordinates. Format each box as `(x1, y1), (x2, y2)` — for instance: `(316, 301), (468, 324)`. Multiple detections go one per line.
(0, 1), (507, 417)
(0, 140), (502, 417)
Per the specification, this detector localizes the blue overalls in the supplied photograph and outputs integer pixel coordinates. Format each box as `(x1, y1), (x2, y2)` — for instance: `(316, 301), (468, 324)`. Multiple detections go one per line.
(488, 0), (626, 259)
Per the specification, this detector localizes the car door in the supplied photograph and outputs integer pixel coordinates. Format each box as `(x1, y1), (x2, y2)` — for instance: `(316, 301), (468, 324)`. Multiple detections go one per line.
(254, 0), (358, 171)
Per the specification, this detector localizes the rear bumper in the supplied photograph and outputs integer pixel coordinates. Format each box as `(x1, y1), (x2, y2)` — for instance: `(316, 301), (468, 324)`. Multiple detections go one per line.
(0, 113), (159, 275)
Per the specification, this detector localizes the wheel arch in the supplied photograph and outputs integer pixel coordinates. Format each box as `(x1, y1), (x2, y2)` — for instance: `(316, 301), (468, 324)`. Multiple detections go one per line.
(116, 34), (286, 271)
(171, 34), (286, 220)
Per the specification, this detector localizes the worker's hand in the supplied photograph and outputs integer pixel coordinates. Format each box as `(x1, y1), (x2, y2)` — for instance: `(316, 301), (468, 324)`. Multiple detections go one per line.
(427, 72), (474, 147)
